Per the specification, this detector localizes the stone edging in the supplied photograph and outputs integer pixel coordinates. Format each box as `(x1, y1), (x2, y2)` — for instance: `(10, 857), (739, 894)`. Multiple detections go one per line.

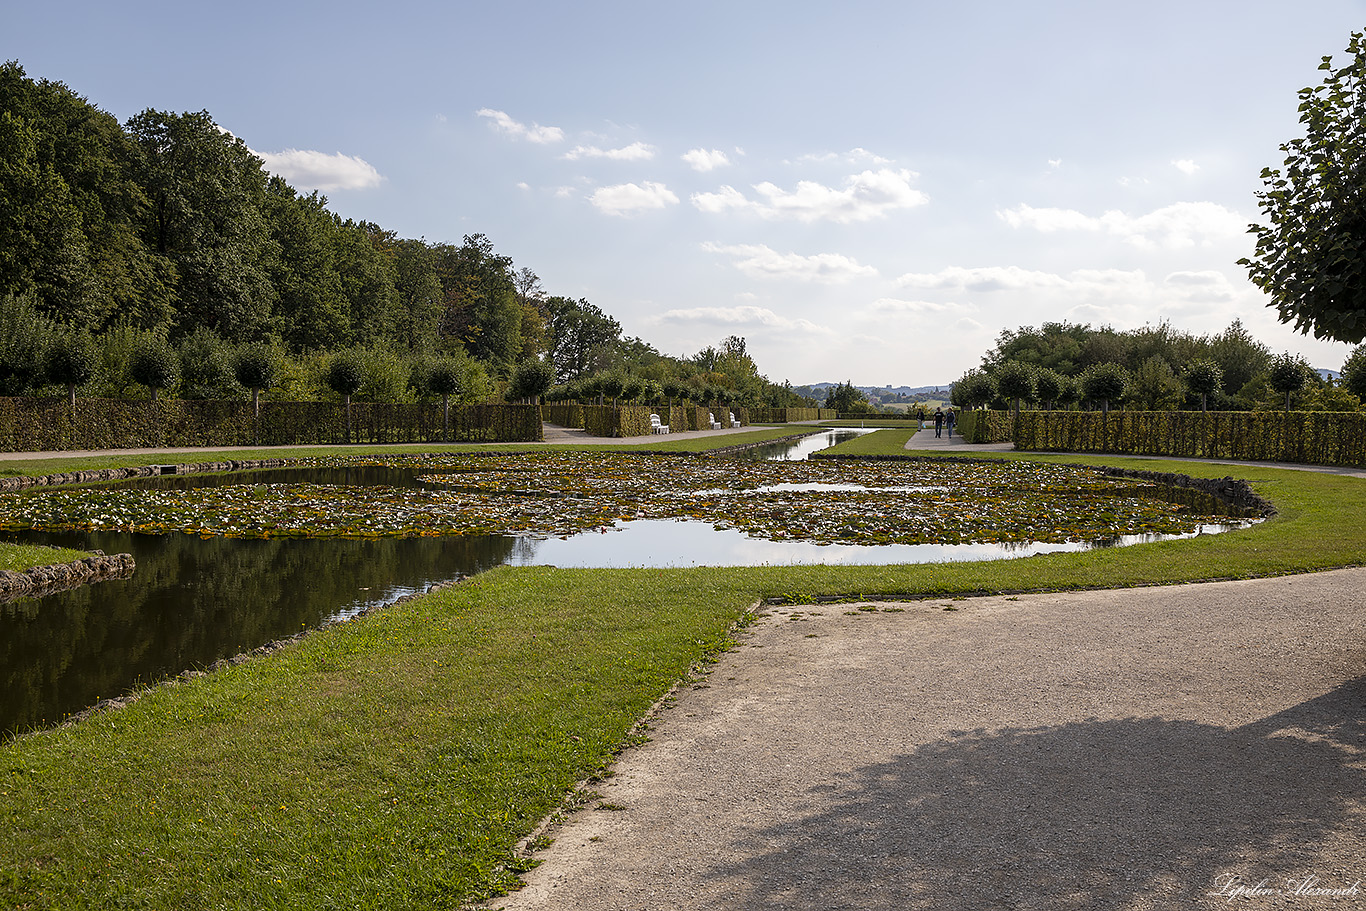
(0, 551), (136, 602)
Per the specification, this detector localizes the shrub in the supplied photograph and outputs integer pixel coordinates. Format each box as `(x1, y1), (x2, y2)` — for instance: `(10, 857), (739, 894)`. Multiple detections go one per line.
(130, 339), (179, 402)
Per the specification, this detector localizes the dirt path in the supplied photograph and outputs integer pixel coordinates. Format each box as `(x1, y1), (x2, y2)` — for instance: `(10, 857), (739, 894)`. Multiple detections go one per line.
(486, 569), (1366, 910)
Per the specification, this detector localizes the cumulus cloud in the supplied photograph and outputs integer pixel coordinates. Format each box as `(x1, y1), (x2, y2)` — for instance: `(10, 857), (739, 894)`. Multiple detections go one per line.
(589, 181), (679, 216)
(692, 169), (928, 223)
(653, 304), (831, 334)
(682, 148), (731, 171)
(476, 108), (564, 144)
(256, 149), (383, 191)
(702, 242), (878, 283)
(563, 142), (655, 161)
(1172, 159), (1200, 175)
(1164, 270), (1236, 301)
(997, 201), (1245, 248)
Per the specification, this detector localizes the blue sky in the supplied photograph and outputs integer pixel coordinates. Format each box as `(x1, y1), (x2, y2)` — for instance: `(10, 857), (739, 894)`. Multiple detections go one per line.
(6, 0), (1366, 386)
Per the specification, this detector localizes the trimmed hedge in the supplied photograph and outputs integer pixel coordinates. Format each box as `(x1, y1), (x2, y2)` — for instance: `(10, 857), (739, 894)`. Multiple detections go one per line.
(542, 403), (586, 429)
(957, 410), (1014, 444)
(747, 407), (832, 423)
(1012, 409), (1366, 468)
(0, 398), (543, 451)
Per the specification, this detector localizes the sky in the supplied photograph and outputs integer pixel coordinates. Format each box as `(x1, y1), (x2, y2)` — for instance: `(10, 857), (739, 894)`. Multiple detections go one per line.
(5, 0), (1366, 388)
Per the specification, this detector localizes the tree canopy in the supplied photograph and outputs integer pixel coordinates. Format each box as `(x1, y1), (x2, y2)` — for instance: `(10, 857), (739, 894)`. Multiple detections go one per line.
(1240, 31), (1366, 343)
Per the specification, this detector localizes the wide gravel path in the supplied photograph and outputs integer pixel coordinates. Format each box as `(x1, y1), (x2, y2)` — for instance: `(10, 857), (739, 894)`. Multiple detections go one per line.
(486, 569), (1366, 910)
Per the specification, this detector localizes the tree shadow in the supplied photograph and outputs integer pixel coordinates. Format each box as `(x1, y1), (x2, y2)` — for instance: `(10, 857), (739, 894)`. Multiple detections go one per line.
(709, 678), (1366, 909)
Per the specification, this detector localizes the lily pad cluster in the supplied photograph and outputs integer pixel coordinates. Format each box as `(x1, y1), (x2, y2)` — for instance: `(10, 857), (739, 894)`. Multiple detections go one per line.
(0, 452), (1241, 547)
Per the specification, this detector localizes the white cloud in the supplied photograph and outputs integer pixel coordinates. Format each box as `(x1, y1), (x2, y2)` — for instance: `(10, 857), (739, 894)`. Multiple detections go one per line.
(476, 108), (564, 144)
(1048, 158), (1062, 169)
(692, 169), (928, 223)
(563, 141), (655, 161)
(896, 265), (1148, 298)
(870, 298), (972, 315)
(997, 201), (1245, 248)
(682, 148), (731, 171)
(653, 304), (832, 335)
(589, 181), (679, 216)
(256, 149), (383, 191)
(796, 148), (893, 165)
(702, 242), (878, 283)
(1164, 270), (1236, 301)
(1172, 159), (1200, 175)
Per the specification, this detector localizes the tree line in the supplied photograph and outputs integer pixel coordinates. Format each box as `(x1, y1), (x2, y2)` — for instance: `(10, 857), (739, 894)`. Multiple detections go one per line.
(952, 319), (1366, 415)
(0, 61), (809, 412)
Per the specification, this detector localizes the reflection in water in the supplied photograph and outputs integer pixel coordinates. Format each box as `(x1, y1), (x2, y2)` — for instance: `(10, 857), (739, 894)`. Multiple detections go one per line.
(0, 530), (515, 737)
(732, 428), (874, 461)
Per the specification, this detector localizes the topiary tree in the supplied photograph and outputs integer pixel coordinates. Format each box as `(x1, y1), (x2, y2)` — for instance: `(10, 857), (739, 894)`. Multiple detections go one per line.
(1268, 351), (1310, 411)
(951, 369), (996, 410)
(507, 359), (554, 404)
(1033, 367), (1065, 410)
(177, 328), (239, 400)
(994, 361), (1036, 418)
(326, 350), (366, 442)
(44, 330), (96, 409)
(233, 344), (278, 418)
(1080, 362), (1129, 415)
(620, 375), (646, 405)
(426, 358), (462, 442)
(1184, 358), (1223, 412)
(130, 340), (179, 403)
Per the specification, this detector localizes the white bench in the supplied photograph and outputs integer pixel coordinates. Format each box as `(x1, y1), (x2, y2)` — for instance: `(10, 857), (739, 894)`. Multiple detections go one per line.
(708, 412), (722, 430)
(728, 411), (741, 428)
(650, 413), (670, 434)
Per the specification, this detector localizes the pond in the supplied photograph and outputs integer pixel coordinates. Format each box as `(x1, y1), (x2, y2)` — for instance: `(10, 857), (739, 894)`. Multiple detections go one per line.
(0, 432), (1255, 737)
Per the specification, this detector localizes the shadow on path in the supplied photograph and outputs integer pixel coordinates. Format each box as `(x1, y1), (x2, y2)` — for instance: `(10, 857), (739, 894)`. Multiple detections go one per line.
(711, 679), (1366, 909)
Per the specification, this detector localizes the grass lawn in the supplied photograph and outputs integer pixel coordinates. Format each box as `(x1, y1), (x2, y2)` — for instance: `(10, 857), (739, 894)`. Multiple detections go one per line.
(2, 428), (1364, 908)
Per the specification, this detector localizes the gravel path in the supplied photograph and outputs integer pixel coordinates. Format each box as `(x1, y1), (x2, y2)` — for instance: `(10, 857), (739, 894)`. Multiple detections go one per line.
(486, 569), (1366, 910)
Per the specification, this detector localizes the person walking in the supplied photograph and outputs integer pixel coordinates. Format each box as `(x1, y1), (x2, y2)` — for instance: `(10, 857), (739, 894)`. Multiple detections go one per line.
(945, 408), (956, 438)
(933, 407), (944, 438)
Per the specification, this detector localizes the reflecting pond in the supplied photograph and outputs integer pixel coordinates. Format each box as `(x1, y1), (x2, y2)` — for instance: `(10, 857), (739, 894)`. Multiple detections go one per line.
(0, 431), (1255, 737)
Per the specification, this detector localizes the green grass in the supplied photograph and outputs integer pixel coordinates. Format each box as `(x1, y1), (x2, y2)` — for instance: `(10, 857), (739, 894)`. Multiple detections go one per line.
(2, 433), (1365, 907)
(0, 541), (92, 572)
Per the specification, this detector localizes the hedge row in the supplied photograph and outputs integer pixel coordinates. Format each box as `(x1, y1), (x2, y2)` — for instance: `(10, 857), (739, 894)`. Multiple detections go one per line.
(747, 407), (835, 423)
(572, 405), (750, 437)
(0, 398), (543, 451)
(1012, 409), (1366, 468)
(956, 410), (1014, 444)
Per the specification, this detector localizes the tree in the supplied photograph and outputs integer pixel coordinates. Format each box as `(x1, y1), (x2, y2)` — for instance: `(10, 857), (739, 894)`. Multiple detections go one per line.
(546, 296), (620, 382)
(951, 369), (996, 410)
(1129, 355), (1183, 411)
(44, 329), (95, 407)
(1080, 363), (1128, 415)
(425, 358), (462, 442)
(1033, 367), (1065, 410)
(824, 380), (870, 413)
(233, 343), (278, 425)
(994, 361), (1036, 418)
(126, 108), (278, 342)
(1184, 358), (1223, 412)
(1240, 32), (1366, 343)
(507, 359), (554, 404)
(1268, 352), (1310, 411)
(1341, 344), (1366, 399)
(0, 290), (54, 395)
(325, 349), (365, 443)
(129, 338), (178, 402)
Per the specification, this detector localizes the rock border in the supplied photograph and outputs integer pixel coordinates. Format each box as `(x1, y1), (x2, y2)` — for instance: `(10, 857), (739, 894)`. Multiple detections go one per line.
(0, 551), (136, 602)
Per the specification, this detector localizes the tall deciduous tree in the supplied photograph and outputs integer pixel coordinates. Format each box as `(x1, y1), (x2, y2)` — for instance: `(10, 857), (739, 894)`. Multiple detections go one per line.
(1240, 32), (1366, 342)
(127, 108), (278, 342)
(546, 296), (620, 382)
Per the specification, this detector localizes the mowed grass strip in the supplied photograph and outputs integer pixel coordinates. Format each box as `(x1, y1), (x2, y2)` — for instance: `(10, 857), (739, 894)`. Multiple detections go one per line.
(3, 432), (1365, 908)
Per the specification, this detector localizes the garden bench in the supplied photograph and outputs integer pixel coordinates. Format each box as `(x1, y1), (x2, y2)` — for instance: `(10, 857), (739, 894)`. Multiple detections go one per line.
(708, 412), (722, 430)
(650, 413), (670, 434)
(728, 411), (741, 428)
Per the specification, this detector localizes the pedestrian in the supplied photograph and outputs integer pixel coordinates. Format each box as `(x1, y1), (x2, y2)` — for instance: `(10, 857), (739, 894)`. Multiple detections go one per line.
(933, 407), (943, 438)
(945, 408), (956, 438)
